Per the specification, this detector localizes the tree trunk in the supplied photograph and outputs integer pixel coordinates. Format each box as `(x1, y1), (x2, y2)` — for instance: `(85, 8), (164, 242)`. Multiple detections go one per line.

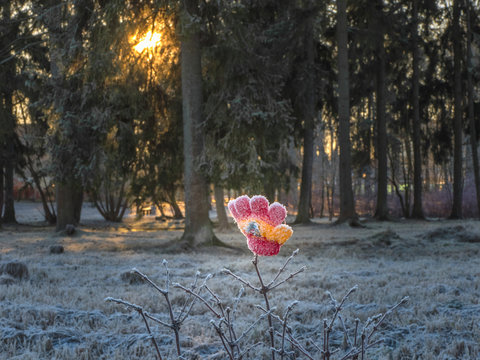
(73, 185), (83, 224)
(336, 0), (357, 224)
(30, 164), (56, 224)
(3, 94), (16, 224)
(337, 0), (357, 223)
(374, 1), (389, 220)
(326, 115), (336, 221)
(3, 152), (16, 224)
(466, 2), (480, 217)
(319, 179), (325, 217)
(0, 159), (3, 226)
(214, 184), (230, 230)
(56, 182), (78, 231)
(180, 2), (219, 247)
(167, 189), (183, 219)
(450, 0), (463, 219)
(295, 14), (315, 225)
(411, 0), (424, 219)
(403, 137), (413, 217)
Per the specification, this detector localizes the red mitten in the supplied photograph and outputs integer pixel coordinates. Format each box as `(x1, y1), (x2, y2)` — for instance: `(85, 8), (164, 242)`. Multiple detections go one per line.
(228, 195), (293, 256)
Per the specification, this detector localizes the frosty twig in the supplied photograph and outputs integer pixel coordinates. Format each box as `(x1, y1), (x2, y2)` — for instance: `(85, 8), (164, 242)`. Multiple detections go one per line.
(221, 249), (305, 360)
(105, 297), (163, 360)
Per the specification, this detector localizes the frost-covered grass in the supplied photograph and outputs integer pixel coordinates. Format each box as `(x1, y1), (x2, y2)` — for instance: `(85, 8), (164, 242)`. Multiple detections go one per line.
(1, 217), (480, 359)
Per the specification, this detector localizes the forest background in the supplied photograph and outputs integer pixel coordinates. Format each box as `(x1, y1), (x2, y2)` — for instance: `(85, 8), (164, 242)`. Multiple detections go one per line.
(2, 1), (480, 359)
(0, 0), (479, 240)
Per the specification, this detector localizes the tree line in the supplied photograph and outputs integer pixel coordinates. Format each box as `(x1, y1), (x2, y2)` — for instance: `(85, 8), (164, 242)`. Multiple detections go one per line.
(0, 0), (479, 245)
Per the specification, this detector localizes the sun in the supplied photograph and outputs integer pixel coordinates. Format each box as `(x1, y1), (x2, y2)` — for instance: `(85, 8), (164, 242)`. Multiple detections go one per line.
(132, 31), (162, 53)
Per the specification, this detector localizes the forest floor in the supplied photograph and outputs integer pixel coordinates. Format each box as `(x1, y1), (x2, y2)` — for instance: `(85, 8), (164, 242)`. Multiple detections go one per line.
(1, 202), (480, 359)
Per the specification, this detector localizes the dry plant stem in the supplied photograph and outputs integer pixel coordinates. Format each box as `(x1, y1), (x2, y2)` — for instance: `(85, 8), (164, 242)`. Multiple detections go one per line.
(352, 318), (360, 360)
(339, 315), (352, 348)
(264, 303), (319, 359)
(253, 254), (276, 360)
(354, 318), (359, 347)
(325, 286), (358, 359)
(175, 278), (249, 358)
(211, 321), (235, 360)
(267, 249), (299, 288)
(361, 334), (365, 360)
(222, 269), (260, 292)
(133, 266), (182, 356)
(278, 301), (297, 360)
(268, 265), (306, 291)
(323, 319), (328, 360)
(204, 284), (242, 358)
(144, 312), (171, 328)
(279, 332), (315, 360)
(222, 250), (304, 360)
(105, 297), (163, 360)
(366, 296), (409, 344)
(174, 281), (221, 318)
(339, 339), (383, 360)
(139, 310), (163, 360)
(239, 342), (263, 358)
(337, 297), (409, 360)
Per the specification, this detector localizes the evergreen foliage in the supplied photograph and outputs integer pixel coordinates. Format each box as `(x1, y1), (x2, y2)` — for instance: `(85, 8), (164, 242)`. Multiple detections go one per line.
(0, 0), (479, 228)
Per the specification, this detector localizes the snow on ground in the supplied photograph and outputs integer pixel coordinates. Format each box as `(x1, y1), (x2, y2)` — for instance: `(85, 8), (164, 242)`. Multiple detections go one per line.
(1, 202), (480, 359)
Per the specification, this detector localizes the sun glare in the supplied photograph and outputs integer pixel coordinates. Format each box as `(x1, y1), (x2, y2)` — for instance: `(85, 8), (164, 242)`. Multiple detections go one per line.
(133, 31), (162, 53)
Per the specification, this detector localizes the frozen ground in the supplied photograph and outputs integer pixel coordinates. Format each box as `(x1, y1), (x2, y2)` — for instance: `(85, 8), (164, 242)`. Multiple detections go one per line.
(1, 202), (480, 359)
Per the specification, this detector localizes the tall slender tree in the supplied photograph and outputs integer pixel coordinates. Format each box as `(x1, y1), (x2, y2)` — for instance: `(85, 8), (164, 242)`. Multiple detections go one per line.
(1, 1), (17, 224)
(0, 159), (3, 227)
(44, 1), (91, 231)
(450, 0), (463, 219)
(295, 9), (315, 224)
(214, 184), (230, 230)
(374, 0), (389, 220)
(411, 0), (425, 219)
(336, 0), (358, 224)
(179, 0), (219, 247)
(466, 1), (480, 216)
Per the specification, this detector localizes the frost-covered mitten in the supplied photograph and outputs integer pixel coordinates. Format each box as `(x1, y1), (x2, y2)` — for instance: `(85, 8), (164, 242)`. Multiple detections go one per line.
(228, 195), (293, 256)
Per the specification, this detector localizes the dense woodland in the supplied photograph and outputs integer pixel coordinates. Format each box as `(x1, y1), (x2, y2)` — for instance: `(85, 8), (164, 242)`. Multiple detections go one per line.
(0, 0), (479, 244)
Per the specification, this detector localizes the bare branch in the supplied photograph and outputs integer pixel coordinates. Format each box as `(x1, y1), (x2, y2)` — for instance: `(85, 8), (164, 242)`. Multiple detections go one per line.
(339, 315), (352, 349)
(105, 297), (142, 312)
(268, 266), (306, 291)
(222, 268), (260, 292)
(238, 341), (264, 358)
(210, 320), (235, 360)
(132, 268), (167, 295)
(367, 296), (409, 344)
(173, 282), (222, 318)
(327, 286), (358, 332)
(162, 259), (170, 293)
(278, 331), (315, 360)
(144, 312), (173, 329)
(234, 309), (276, 345)
(105, 297), (163, 360)
(232, 286), (245, 323)
(267, 249), (300, 288)
(279, 301), (297, 360)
